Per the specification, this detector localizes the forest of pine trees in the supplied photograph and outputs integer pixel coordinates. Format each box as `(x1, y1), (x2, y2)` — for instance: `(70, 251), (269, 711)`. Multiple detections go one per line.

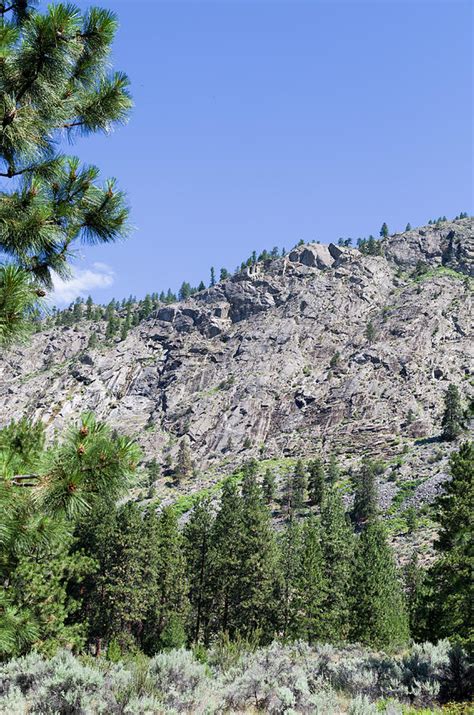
(1, 414), (472, 661)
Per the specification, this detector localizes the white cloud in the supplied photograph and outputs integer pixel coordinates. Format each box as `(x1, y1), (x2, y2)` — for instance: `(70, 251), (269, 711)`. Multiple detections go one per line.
(50, 263), (115, 306)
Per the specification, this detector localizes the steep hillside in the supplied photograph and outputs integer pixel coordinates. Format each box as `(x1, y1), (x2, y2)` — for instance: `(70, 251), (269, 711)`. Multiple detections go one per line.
(1, 219), (473, 545)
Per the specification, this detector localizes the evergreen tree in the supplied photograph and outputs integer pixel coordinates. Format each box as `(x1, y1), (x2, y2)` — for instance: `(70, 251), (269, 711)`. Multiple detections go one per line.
(0, 2), (131, 345)
(350, 520), (409, 648)
(124, 303), (132, 328)
(236, 471), (279, 640)
(105, 313), (117, 340)
(366, 235), (376, 254)
(291, 459), (308, 510)
(262, 468), (276, 504)
(209, 479), (243, 636)
(87, 332), (98, 349)
(183, 498), (214, 644)
(178, 282), (191, 301)
(405, 223), (412, 231)
(210, 266), (216, 287)
(319, 486), (353, 642)
(352, 459), (378, 528)
(197, 280), (206, 292)
(147, 457), (160, 486)
(278, 519), (303, 638)
(365, 320), (376, 343)
(241, 458), (259, 494)
(72, 299), (83, 322)
(282, 468), (293, 515)
(441, 383), (463, 441)
(7, 529), (92, 656)
(175, 436), (193, 483)
(119, 320), (128, 341)
(97, 503), (149, 648)
(405, 506), (418, 533)
(327, 453), (339, 485)
(380, 222), (389, 237)
(143, 507), (188, 652)
(85, 295), (94, 319)
(1, 415), (139, 657)
(308, 457), (325, 507)
(425, 442), (473, 651)
(404, 552), (427, 640)
(220, 268), (229, 281)
(294, 518), (326, 643)
(0, 416), (45, 474)
(140, 293), (153, 319)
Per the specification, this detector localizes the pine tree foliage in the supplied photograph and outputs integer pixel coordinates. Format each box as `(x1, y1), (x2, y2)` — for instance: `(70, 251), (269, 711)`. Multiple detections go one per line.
(0, 1), (132, 345)
(327, 453), (339, 485)
(441, 383), (463, 441)
(293, 518), (326, 643)
(426, 442), (474, 651)
(143, 507), (188, 652)
(291, 459), (308, 510)
(0, 414), (45, 478)
(278, 519), (303, 639)
(3, 412), (473, 659)
(283, 458), (307, 513)
(70, 497), (118, 650)
(357, 235), (383, 256)
(0, 413), (138, 657)
(319, 485), (353, 642)
(308, 457), (325, 506)
(0, 264), (41, 345)
(262, 467), (276, 504)
(404, 552), (427, 640)
(236, 471), (279, 640)
(350, 520), (409, 648)
(97, 503), (149, 647)
(183, 497), (214, 644)
(37, 412), (140, 518)
(209, 479), (243, 637)
(351, 459), (378, 528)
(175, 436), (193, 483)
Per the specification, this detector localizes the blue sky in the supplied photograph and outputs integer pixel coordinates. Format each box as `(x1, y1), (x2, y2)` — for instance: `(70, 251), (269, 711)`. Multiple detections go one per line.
(53, 0), (473, 305)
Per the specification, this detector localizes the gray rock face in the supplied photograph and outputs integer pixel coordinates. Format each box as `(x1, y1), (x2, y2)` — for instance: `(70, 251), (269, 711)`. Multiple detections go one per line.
(383, 218), (474, 275)
(1, 220), (473, 508)
(289, 243), (334, 269)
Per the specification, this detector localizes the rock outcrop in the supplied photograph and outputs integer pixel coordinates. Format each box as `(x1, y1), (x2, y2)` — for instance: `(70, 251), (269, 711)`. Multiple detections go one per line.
(1, 219), (473, 522)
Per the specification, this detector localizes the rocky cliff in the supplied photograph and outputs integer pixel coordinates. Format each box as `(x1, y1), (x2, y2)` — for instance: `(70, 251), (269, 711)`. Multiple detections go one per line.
(1, 219), (473, 537)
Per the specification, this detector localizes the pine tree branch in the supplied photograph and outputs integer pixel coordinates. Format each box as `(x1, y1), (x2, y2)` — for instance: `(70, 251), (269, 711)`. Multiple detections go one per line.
(62, 120), (86, 129)
(0, 164), (34, 178)
(10, 473), (40, 486)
